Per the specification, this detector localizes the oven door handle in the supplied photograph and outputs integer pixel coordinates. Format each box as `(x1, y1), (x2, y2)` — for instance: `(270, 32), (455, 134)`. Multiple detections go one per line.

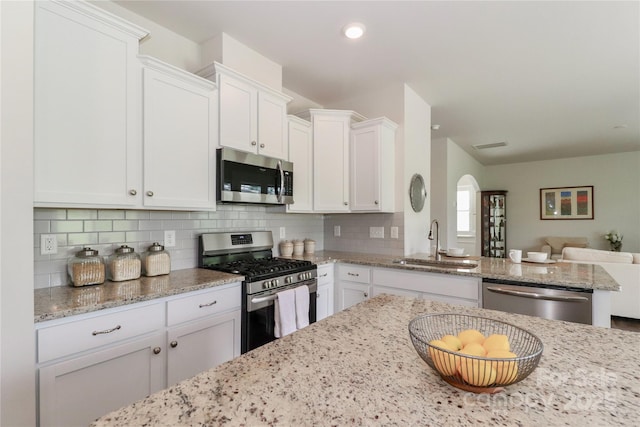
(251, 294), (278, 304)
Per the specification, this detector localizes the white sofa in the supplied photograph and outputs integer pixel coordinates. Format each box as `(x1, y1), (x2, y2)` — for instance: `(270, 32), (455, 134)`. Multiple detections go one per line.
(561, 247), (640, 319)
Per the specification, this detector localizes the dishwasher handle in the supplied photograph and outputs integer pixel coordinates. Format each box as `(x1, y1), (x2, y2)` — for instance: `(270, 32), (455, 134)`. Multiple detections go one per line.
(485, 286), (590, 303)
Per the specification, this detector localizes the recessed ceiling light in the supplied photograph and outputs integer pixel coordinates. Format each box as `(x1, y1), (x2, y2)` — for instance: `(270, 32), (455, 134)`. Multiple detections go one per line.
(343, 22), (365, 39)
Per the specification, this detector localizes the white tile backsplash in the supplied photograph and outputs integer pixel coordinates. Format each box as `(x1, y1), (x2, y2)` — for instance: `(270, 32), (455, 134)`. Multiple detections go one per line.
(34, 205), (326, 289)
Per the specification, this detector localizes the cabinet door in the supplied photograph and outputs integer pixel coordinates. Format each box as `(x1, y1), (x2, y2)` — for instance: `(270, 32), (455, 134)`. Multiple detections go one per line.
(316, 283), (334, 321)
(142, 66), (216, 210)
(350, 125), (380, 211)
(34, 1), (144, 207)
(257, 92), (288, 159)
(218, 73), (258, 153)
(166, 310), (241, 387)
(286, 117), (313, 212)
(313, 115), (351, 212)
(39, 334), (164, 427)
(339, 282), (371, 311)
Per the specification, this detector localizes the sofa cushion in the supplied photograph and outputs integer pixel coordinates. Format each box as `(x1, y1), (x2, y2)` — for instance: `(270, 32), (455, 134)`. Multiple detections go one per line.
(545, 237), (588, 254)
(562, 247), (633, 264)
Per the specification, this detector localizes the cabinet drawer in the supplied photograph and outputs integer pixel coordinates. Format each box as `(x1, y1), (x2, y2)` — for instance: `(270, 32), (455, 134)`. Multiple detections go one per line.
(373, 268), (479, 301)
(167, 284), (241, 327)
(37, 303), (164, 364)
(338, 264), (370, 283)
(317, 264), (334, 286)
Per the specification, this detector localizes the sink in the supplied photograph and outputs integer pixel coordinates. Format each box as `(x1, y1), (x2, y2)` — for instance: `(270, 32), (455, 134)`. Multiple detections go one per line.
(392, 258), (478, 269)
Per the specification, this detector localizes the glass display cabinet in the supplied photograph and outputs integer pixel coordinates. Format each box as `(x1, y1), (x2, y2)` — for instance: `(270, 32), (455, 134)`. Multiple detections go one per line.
(481, 191), (507, 258)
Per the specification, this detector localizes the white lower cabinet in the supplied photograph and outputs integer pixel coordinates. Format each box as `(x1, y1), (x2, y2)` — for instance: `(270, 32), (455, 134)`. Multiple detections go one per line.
(316, 264), (335, 321)
(38, 333), (165, 427)
(36, 282), (241, 427)
(337, 264), (372, 311)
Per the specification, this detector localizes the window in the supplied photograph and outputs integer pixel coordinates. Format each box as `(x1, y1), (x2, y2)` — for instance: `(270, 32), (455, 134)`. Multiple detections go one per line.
(457, 186), (475, 236)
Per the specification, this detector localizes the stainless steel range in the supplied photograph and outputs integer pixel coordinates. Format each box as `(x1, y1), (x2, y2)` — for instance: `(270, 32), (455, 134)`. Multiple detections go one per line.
(199, 231), (317, 353)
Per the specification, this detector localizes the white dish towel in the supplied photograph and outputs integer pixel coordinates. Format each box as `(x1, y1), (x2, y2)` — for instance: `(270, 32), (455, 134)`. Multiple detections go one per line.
(294, 285), (310, 329)
(274, 288), (297, 338)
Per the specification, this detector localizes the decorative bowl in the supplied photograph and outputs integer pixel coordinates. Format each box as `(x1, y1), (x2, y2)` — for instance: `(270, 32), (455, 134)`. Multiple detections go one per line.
(408, 313), (543, 393)
(526, 251), (548, 262)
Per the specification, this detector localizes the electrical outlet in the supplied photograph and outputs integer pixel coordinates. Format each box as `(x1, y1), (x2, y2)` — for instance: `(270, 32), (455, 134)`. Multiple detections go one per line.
(279, 227), (286, 239)
(391, 226), (399, 239)
(164, 230), (176, 247)
(334, 225), (341, 237)
(369, 226), (384, 239)
(40, 234), (58, 255)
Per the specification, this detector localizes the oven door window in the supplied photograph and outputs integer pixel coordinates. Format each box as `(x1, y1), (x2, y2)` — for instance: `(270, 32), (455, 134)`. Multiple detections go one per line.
(223, 161), (278, 196)
(243, 288), (317, 353)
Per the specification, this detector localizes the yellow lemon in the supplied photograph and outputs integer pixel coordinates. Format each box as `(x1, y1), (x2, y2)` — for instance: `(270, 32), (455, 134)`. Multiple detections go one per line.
(487, 350), (518, 384)
(483, 334), (510, 353)
(428, 340), (457, 376)
(458, 329), (485, 347)
(461, 342), (487, 357)
(459, 358), (497, 386)
(441, 334), (463, 351)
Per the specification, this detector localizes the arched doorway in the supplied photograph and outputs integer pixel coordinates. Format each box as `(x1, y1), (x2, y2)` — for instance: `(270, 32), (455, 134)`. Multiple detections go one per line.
(456, 175), (480, 255)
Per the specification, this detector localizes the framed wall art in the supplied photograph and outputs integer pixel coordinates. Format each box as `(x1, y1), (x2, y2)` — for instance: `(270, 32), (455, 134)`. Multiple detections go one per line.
(540, 186), (594, 220)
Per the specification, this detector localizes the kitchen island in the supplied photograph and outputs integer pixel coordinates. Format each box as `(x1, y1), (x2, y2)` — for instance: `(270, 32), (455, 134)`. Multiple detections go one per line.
(92, 295), (639, 426)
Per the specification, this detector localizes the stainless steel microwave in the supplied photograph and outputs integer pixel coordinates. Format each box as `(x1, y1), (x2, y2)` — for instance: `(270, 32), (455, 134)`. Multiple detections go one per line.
(217, 147), (294, 205)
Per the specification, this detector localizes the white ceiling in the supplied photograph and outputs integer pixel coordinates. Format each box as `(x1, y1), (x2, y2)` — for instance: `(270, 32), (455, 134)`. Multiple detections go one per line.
(114, 0), (639, 165)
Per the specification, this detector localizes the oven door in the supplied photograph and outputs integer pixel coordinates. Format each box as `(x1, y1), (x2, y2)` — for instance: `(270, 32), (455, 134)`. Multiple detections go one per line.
(242, 279), (317, 353)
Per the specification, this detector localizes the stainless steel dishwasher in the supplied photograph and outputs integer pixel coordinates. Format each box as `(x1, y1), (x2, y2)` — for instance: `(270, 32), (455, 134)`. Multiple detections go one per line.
(482, 279), (593, 325)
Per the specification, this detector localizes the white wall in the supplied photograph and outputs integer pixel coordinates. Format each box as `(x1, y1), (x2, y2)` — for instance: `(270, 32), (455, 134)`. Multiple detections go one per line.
(1, 1), (36, 424)
(403, 85), (431, 255)
(484, 152), (640, 253)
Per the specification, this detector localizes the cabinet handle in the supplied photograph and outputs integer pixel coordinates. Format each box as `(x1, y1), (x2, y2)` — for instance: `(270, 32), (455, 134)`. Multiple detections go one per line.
(170, 340), (178, 348)
(129, 189), (137, 196)
(199, 300), (217, 308)
(374, 200), (379, 205)
(92, 325), (121, 336)
(251, 141), (257, 146)
(348, 272), (359, 277)
(319, 273), (328, 277)
(364, 292), (368, 298)
(259, 143), (265, 148)
(146, 190), (154, 197)
(153, 347), (161, 355)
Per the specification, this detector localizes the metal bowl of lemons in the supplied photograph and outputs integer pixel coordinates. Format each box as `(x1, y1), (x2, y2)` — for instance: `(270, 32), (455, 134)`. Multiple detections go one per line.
(408, 313), (543, 393)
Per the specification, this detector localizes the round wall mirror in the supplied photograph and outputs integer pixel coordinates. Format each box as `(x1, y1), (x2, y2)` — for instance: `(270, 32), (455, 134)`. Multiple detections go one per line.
(409, 173), (427, 212)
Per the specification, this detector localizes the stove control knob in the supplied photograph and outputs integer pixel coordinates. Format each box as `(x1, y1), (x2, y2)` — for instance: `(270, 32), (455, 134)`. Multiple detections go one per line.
(274, 279), (280, 287)
(285, 276), (292, 284)
(262, 281), (269, 289)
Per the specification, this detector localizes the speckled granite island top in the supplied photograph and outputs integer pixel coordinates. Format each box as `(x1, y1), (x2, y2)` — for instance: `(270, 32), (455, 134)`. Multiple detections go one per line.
(93, 294), (639, 426)
(34, 269), (243, 322)
(295, 250), (620, 292)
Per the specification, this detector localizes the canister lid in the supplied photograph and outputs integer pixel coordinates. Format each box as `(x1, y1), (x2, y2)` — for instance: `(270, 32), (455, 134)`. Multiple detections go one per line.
(76, 247), (99, 257)
(148, 242), (165, 252)
(115, 245), (135, 254)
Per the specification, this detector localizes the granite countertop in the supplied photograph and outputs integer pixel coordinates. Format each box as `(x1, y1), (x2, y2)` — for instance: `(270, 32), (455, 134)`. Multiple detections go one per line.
(34, 269), (243, 323)
(92, 294), (640, 426)
(34, 250), (619, 322)
(292, 250), (620, 292)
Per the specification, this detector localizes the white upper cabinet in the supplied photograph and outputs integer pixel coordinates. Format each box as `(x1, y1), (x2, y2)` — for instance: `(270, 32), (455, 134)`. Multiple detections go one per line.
(298, 109), (365, 213)
(34, 0), (148, 207)
(198, 62), (291, 160)
(350, 117), (398, 212)
(139, 56), (217, 210)
(286, 116), (313, 212)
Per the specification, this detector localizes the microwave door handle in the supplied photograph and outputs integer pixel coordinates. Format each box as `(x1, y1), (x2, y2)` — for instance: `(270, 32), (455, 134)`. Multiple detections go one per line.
(276, 160), (284, 203)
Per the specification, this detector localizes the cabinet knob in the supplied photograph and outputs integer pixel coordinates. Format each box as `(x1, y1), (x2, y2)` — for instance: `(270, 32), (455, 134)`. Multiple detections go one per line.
(170, 340), (178, 348)
(317, 293), (320, 299)
(374, 200), (379, 205)
(344, 202), (348, 206)
(146, 191), (154, 197)
(129, 189), (137, 196)
(364, 292), (368, 298)
(259, 143), (265, 148)
(251, 141), (257, 146)
(153, 347), (161, 355)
